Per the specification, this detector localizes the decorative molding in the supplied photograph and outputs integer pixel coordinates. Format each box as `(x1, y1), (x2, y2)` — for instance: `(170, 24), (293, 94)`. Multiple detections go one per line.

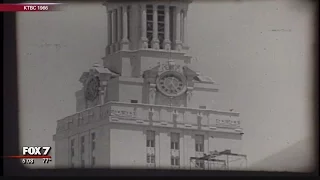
(136, 120), (144, 124)
(149, 83), (157, 90)
(175, 41), (183, 51)
(120, 39), (130, 50)
(159, 61), (182, 73)
(148, 83), (157, 104)
(216, 119), (240, 127)
(111, 109), (137, 119)
(77, 114), (84, 125)
(186, 87), (193, 101)
(100, 109), (109, 120)
(149, 107), (154, 113)
(149, 83), (157, 98)
(88, 111), (95, 122)
(163, 39), (171, 50)
(55, 102), (242, 133)
(160, 122), (168, 126)
(183, 66), (198, 81)
(172, 109), (179, 118)
(197, 111), (203, 118)
(110, 117), (119, 122)
(143, 65), (160, 84)
(140, 38), (149, 49)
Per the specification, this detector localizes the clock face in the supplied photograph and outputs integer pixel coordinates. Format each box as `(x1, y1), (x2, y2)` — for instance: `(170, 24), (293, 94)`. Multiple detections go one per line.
(156, 71), (187, 97)
(85, 76), (100, 101)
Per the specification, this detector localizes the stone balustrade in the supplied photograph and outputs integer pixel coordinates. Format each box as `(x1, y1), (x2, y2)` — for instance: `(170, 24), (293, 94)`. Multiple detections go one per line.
(56, 101), (241, 133)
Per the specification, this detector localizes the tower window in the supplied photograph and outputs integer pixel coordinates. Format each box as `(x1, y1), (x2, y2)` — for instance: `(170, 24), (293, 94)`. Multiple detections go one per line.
(119, 7), (123, 41)
(146, 130), (155, 147)
(80, 135), (85, 167)
(169, 6), (175, 49)
(199, 105), (206, 109)
(170, 132), (180, 150)
(171, 156), (180, 166)
(145, 5), (174, 50)
(196, 160), (205, 169)
(91, 133), (96, 151)
(108, 11), (112, 46)
(71, 139), (75, 157)
(146, 5), (153, 48)
(91, 132), (96, 167)
(195, 134), (204, 152)
(147, 154), (155, 163)
(180, 10), (184, 43)
(81, 136), (85, 154)
(114, 9), (118, 43)
(127, 6), (131, 41)
(158, 5), (165, 49)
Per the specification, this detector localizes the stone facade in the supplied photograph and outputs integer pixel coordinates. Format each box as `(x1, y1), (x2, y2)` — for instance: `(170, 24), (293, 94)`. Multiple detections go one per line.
(53, 0), (243, 169)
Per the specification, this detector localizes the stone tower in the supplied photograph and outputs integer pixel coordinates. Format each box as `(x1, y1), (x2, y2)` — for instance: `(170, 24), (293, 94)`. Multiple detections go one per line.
(76, 0), (219, 112)
(54, 1), (243, 169)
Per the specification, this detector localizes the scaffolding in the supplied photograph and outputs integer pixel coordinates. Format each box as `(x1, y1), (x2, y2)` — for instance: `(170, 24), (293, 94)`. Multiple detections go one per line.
(190, 149), (247, 170)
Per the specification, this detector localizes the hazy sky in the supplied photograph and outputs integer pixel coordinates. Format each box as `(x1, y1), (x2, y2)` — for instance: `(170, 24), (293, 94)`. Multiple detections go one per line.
(17, 0), (315, 170)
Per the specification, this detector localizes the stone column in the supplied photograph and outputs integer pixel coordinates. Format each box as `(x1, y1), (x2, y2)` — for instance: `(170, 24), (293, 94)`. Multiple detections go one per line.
(149, 83), (157, 104)
(186, 87), (193, 106)
(117, 7), (122, 51)
(151, 4), (159, 49)
(107, 11), (112, 54)
(175, 7), (182, 51)
(121, 5), (129, 50)
(140, 4), (148, 49)
(180, 11), (184, 43)
(111, 10), (116, 53)
(183, 10), (189, 50)
(163, 5), (171, 50)
(99, 81), (107, 105)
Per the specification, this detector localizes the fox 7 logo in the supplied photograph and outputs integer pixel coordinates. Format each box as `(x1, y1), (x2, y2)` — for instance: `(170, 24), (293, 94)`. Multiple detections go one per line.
(22, 146), (51, 156)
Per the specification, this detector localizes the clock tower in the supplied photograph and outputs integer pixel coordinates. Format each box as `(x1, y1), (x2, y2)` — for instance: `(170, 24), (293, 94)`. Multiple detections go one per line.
(54, 0), (244, 170)
(77, 0), (218, 111)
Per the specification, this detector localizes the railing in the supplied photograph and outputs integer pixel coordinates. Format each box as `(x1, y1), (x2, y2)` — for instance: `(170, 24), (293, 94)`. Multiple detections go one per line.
(56, 101), (241, 132)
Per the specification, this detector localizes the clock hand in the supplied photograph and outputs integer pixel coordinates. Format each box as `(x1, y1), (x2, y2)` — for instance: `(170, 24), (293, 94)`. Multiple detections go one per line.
(170, 81), (179, 92)
(169, 77), (174, 84)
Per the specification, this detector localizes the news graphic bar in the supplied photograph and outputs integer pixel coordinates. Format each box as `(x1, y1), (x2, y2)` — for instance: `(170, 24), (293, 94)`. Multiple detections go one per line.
(2, 155), (53, 164)
(0, 3), (63, 12)
(4, 155), (52, 159)
(2, 146), (52, 159)
(2, 146), (53, 164)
